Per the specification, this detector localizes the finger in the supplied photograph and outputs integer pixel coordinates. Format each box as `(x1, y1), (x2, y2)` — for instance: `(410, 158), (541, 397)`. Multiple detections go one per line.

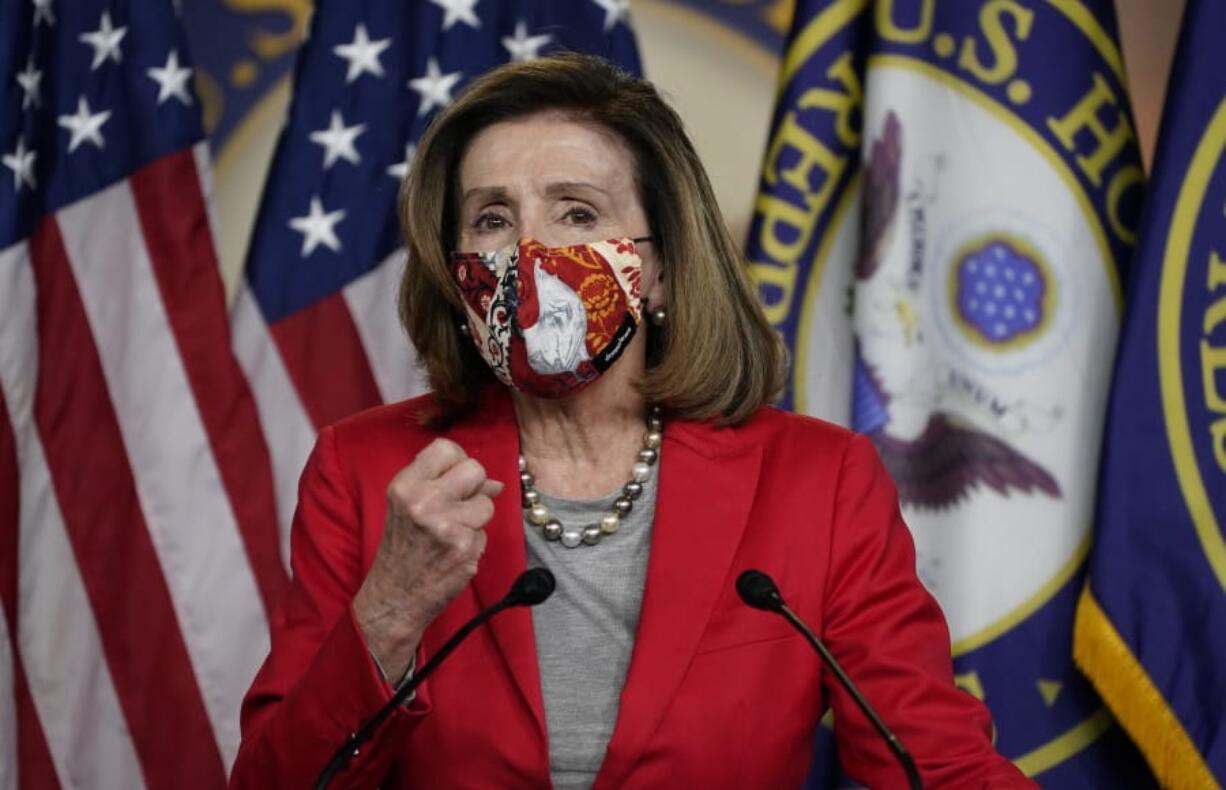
(435, 520), (488, 557)
(405, 438), (468, 482)
(479, 479), (504, 498)
(435, 457), (489, 501)
(449, 495), (496, 530)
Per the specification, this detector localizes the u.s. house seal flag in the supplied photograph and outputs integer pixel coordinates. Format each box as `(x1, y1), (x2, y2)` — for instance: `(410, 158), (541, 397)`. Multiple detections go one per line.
(1076, 0), (1226, 785)
(747, 0), (1155, 784)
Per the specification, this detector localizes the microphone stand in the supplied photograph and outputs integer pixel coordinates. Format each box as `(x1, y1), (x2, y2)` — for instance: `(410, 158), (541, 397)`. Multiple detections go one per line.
(315, 569), (554, 789)
(737, 570), (922, 790)
(775, 601), (922, 790)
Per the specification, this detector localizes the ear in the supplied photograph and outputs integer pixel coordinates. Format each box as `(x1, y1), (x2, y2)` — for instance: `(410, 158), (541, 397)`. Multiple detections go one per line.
(641, 253), (667, 310)
(644, 279), (666, 310)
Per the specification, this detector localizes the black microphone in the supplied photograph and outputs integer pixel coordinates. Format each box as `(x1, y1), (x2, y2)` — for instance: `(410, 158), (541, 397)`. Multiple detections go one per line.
(315, 568), (556, 789)
(508, 565), (556, 605)
(736, 569), (922, 790)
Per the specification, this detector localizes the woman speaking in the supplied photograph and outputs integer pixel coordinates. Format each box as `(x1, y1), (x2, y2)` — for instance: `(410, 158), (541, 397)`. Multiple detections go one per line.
(230, 54), (1032, 788)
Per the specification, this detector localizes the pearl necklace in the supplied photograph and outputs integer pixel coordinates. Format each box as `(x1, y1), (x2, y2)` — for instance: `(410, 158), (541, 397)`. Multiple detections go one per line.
(519, 406), (663, 549)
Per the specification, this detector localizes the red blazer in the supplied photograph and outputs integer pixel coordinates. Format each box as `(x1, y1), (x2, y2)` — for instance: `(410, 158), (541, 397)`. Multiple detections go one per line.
(231, 390), (1032, 789)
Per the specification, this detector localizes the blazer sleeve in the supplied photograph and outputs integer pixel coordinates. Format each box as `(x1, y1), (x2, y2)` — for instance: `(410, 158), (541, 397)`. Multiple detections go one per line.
(229, 426), (430, 789)
(822, 434), (1035, 789)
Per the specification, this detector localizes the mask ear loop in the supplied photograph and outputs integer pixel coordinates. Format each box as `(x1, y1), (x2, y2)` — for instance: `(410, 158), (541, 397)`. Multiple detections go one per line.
(630, 235), (662, 281)
(630, 235), (664, 285)
(635, 234), (666, 323)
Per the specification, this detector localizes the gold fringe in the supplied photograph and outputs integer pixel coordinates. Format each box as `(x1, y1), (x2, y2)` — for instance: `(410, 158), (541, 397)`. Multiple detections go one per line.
(1073, 586), (1222, 790)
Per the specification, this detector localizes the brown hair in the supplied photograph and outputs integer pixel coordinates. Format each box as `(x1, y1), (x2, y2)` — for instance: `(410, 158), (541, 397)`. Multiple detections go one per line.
(398, 52), (783, 425)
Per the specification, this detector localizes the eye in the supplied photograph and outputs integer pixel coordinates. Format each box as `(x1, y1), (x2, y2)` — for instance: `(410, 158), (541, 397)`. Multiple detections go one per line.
(562, 205), (598, 226)
(471, 211), (510, 233)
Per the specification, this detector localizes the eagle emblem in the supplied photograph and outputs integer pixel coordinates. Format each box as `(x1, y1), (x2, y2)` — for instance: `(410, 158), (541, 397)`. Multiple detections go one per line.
(852, 110), (1062, 511)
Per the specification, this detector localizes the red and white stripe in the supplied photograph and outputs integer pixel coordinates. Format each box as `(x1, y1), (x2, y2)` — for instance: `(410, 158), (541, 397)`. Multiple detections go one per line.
(0, 374), (57, 790)
(0, 610), (18, 790)
(0, 146), (288, 787)
(232, 248), (428, 545)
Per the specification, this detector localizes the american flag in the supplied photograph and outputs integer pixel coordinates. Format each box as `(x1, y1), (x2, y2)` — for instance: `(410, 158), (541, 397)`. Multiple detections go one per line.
(234, 0), (642, 556)
(2, 0), (639, 787)
(0, 0), (287, 787)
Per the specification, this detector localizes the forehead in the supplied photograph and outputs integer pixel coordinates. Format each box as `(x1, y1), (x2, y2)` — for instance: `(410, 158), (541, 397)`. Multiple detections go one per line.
(458, 111), (636, 191)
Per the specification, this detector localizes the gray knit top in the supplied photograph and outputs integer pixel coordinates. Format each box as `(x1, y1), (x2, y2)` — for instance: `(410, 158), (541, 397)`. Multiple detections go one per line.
(523, 468), (659, 790)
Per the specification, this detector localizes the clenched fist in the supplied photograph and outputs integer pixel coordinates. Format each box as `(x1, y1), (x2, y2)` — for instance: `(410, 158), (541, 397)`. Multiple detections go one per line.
(353, 438), (503, 681)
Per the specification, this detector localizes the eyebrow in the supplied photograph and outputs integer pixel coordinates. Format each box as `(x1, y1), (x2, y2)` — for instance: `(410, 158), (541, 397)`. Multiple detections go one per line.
(543, 181), (610, 199)
(459, 181), (611, 207)
(460, 185), (510, 207)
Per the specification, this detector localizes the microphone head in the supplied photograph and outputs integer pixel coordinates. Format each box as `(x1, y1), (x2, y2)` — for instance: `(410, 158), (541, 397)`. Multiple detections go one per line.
(509, 568), (556, 606)
(736, 569), (784, 612)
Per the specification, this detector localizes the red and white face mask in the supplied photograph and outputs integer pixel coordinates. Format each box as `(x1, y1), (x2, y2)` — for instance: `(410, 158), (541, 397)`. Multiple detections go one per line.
(449, 236), (651, 398)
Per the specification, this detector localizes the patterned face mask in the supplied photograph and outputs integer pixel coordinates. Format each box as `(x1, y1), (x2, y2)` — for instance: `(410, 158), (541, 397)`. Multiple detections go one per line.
(449, 236), (651, 398)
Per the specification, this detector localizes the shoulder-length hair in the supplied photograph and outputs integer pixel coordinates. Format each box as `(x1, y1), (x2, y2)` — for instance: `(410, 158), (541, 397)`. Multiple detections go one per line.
(399, 52), (783, 426)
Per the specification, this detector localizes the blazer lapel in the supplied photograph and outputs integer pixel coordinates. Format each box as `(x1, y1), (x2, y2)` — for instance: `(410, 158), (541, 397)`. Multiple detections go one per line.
(594, 419), (763, 788)
(446, 391), (549, 745)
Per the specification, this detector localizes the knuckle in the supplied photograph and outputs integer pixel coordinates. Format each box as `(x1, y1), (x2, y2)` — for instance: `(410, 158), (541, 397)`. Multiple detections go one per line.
(429, 438), (465, 464)
(448, 529), (474, 557)
(434, 517), (465, 542)
(455, 457), (486, 484)
(463, 535), (486, 574)
(386, 473), (414, 504)
(404, 498), (431, 526)
(431, 517), (457, 538)
(432, 437), (463, 454)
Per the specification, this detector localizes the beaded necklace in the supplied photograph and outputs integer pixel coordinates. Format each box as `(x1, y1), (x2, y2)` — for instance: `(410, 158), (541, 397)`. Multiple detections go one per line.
(519, 405), (662, 548)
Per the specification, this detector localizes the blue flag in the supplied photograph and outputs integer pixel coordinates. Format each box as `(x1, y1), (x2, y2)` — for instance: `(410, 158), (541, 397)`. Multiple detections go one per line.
(1075, 0), (1226, 785)
(746, 0), (1155, 784)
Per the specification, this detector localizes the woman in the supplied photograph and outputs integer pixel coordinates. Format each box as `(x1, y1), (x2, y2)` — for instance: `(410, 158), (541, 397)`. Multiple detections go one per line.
(231, 54), (1033, 788)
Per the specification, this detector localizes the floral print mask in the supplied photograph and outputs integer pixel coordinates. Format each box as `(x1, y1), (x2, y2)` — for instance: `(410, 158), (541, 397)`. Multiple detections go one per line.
(449, 236), (650, 398)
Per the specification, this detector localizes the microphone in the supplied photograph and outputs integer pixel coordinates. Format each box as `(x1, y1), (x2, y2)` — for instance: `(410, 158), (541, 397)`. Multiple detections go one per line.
(508, 565), (556, 605)
(736, 570), (922, 790)
(316, 568), (556, 789)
